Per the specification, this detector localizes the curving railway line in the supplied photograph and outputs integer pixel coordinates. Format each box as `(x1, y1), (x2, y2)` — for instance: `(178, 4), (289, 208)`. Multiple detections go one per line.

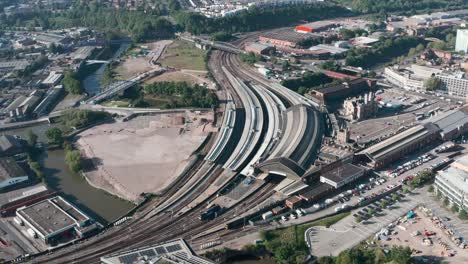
(28, 48), (320, 264)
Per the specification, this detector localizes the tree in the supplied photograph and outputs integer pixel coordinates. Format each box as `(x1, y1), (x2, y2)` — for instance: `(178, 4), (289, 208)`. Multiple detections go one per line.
(428, 185), (434, 193)
(380, 200), (388, 209)
(65, 149), (83, 173)
(62, 72), (83, 94)
(424, 77), (441, 91)
(436, 190), (442, 200)
(443, 196), (450, 207)
(26, 130), (38, 147)
(367, 208), (375, 216)
(452, 204), (459, 213)
(355, 216), (363, 223)
(403, 187), (409, 194)
(392, 193), (399, 202)
(459, 210), (468, 220)
(45, 127), (64, 146)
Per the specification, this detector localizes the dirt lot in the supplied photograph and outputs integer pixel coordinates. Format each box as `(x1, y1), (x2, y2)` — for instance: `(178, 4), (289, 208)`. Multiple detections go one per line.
(116, 40), (172, 79)
(76, 111), (214, 202)
(381, 207), (468, 263)
(146, 71), (201, 85)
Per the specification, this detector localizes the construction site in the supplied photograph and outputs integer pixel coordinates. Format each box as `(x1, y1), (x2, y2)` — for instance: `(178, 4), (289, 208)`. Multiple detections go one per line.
(76, 111), (215, 202)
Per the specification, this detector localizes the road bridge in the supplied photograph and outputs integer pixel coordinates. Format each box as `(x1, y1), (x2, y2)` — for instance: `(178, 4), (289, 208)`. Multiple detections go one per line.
(85, 60), (110, 65)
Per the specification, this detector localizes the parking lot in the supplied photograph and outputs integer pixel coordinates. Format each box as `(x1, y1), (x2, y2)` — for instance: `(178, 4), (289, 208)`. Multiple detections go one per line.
(348, 87), (458, 143)
(380, 207), (468, 263)
(0, 217), (44, 261)
(306, 190), (423, 256)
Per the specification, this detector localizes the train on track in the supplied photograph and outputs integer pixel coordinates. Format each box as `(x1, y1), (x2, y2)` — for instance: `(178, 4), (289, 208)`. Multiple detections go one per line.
(199, 204), (223, 221)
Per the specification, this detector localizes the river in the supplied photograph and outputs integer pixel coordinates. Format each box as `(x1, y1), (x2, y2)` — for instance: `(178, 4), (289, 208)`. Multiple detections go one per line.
(82, 43), (131, 95)
(0, 43), (135, 224)
(1, 123), (133, 224)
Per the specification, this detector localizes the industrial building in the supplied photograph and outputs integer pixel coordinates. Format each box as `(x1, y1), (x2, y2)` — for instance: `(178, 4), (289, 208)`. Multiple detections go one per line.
(244, 42), (275, 55)
(426, 105), (468, 141)
(258, 31), (311, 48)
(34, 32), (69, 47)
(41, 71), (63, 87)
(0, 60), (29, 73)
(100, 238), (215, 264)
(33, 85), (64, 116)
(0, 184), (55, 217)
(0, 135), (24, 157)
(4, 90), (43, 119)
(0, 157), (28, 192)
(15, 196), (98, 245)
(348, 36), (379, 47)
(357, 123), (440, 169)
(309, 44), (348, 56)
(455, 29), (468, 53)
(435, 154), (468, 211)
(295, 21), (337, 33)
(307, 78), (375, 104)
(319, 163), (365, 188)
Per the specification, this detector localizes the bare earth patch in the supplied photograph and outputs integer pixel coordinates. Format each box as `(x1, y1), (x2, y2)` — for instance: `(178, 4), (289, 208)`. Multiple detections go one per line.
(76, 111), (214, 202)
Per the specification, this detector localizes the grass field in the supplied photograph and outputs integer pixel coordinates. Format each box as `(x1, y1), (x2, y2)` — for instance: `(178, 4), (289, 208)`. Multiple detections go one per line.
(160, 40), (207, 71)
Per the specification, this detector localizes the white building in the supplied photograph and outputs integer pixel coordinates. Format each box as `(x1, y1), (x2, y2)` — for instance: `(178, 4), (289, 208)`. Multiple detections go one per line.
(384, 67), (424, 90)
(437, 73), (468, 98)
(455, 29), (468, 53)
(435, 154), (468, 211)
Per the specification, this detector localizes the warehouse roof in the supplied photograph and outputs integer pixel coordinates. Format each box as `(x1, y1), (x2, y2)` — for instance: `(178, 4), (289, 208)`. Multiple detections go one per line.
(260, 31), (310, 44)
(17, 196), (90, 238)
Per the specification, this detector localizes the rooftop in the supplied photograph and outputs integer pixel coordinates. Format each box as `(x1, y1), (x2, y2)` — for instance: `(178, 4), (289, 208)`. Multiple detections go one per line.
(0, 135), (23, 154)
(0, 157), (27, 182)
(360, 123), (440, 161)
(17, 196), (90, 237)
(437, 155), (468, 193)
(100, 239), (215, 264)
(427, 105), (468, 135)
(260, 30), (310, 44)
(320, 163), (364, 184)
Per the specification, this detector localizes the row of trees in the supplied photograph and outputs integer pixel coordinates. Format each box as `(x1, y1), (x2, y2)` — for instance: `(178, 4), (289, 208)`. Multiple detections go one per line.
(61, 110), (111, 131)
(282, 72), (335, 95)
(317, 246), (412, 264)
(174, 4), (352, 35)
(0, 2), (174, 42)
(334, 0), (468, 14)
(143, 81), (218, 108)
(345, 36), (424, 68)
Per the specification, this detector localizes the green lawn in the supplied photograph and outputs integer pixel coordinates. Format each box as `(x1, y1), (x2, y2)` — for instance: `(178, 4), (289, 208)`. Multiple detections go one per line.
(260, 212), (350, 264)
(160, 40), (206, 71)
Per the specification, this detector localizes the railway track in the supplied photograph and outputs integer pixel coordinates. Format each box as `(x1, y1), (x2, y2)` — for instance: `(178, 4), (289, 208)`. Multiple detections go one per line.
(31, 51), (282, 264)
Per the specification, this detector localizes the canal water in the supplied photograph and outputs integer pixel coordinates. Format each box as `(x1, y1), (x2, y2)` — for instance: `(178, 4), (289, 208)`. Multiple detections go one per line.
(82, 43), (131, 95)
(1, 123), (133, 224)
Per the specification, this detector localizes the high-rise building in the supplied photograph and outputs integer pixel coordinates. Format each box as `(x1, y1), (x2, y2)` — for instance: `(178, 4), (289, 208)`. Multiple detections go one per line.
(455, 29), (468, 53)
(435, 154), (468, 211)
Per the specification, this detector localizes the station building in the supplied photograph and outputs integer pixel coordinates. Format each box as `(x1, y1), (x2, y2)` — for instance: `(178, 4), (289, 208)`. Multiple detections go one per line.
(319, 163), (365, 188)
(100, 238), (215, 264)
(427, 105), (468, 141)
(307, 78), (375, 104)
(356, 123), (440, 169)
(15, 196), (98, 245)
